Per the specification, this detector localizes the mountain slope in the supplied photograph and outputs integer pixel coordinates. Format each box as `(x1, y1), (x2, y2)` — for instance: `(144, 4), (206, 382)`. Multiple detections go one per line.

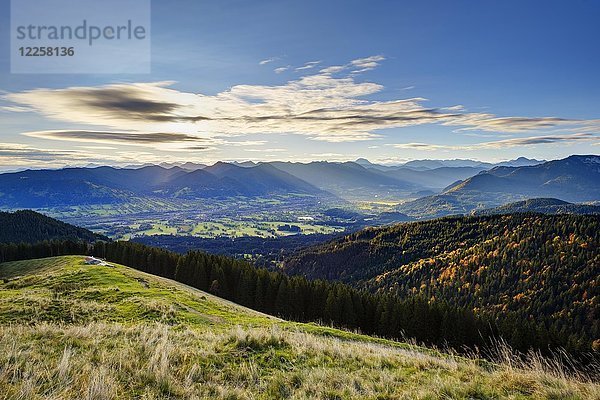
(445, 155), (600, 200)
(0, 168), (134, 208)
(399, 155), (600, 217)
(156, 167), (248, 198)
(475, 198), (600, 215)
(205, 162), (326, 196)
(160, 162), (327, 198)
(0, 255), (275, 325)
(269, 161), (420, 200)
(87, 165), (189, 192)
(400, 159), (492, 170)
(0, 255), (596, 399)
(379, 166), (488, 190)
(284, 214), (600, 352)
(0, 164), (328, 207)
(0, 166), (190, 207)
(397, 157), (544, 170)
(0, 210), (107, 243)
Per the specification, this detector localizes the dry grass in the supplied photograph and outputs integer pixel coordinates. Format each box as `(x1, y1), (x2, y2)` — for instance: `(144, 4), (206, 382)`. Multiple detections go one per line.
(1, 256), (598, 399)
(0, 323), (598, 400)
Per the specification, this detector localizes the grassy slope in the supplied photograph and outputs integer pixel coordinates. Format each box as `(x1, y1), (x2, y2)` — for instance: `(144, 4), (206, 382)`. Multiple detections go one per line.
(0, 256), (598, 399)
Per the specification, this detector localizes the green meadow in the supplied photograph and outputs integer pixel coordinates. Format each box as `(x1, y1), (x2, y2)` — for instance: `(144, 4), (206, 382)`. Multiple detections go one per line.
(0, 256), (597, 399)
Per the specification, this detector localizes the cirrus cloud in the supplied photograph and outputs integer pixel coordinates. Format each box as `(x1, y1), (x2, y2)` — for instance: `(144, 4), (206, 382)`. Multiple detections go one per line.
(0, 142), (189, 169)
(4, 56), (600, 147)
(390, 133), (599, 151)
(23, 130), (209, 149)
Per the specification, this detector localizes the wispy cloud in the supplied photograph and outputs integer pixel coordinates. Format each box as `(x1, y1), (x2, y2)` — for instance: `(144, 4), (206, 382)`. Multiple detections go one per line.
(319, 65), (346, 74)
(225, 140), (268, 147)
(474, 133), (599, 148)
(350, 55), (385, 73)
(442, 105), (465, 112)
(274, 66), (290, 74)
(390, 133), (599, 151)
(244, 148), (286, 152)
(76, 145), (118, 150)
(0, 142), (81, 163)
(259, 57), (278, 65)
(318, 56), (385, 75)
(295, 61), (322, 71)
(390, 143), (456, 151)
(5, 56), (600, 146)
(24, 130), (208, 145)
(0, 105), (33, 113)
(446, 116), (574, 133)
(0, 142), (184, 168)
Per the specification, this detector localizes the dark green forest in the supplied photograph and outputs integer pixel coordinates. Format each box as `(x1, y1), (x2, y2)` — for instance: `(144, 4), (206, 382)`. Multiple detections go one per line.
(0, 210), (107, 244)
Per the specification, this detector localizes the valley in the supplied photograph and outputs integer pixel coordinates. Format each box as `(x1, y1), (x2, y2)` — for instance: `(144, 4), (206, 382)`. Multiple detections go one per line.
(36, 195), (347, 240)
(1, 155), (596, 245)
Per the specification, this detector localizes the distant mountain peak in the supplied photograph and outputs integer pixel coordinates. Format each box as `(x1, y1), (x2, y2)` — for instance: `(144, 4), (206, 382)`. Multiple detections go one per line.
(355, 158), (373, 166)
(398, 155), (600, 218)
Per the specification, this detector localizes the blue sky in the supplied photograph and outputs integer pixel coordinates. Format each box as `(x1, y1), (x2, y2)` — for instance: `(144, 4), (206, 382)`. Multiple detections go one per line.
(0, 0), (599, 169)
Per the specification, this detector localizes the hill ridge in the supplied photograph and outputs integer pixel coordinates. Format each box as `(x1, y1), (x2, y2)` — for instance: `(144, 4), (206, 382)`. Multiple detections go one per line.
(0, 210), (107, 243)
(0, 255), (598, 399)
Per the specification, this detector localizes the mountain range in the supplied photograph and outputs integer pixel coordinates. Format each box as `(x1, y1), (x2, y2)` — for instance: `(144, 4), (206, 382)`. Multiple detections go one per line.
(356, 157), (544, 171)
(0, 163), (328, 208)
(268, 161), (419, 199)
(0, 155), (597, 214)
(398, 155), (600, 218)
(0, 160), (435, 207)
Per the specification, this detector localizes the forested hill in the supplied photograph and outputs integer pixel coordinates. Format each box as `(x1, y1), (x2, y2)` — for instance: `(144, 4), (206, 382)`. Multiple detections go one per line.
(4, 237), (596, 354)
(474, 198), (600, 215)
(0, 210), (107, 244)
(284, 214), (600, 351)
(283, 213), (599, 283)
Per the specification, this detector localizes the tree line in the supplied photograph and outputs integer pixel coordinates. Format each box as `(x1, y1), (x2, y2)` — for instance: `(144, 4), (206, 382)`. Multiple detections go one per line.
(0, 240), (89, 263)
(0, 210), (106, 244)
(1, 237), (595, 356)
(91, 240), (492, 349)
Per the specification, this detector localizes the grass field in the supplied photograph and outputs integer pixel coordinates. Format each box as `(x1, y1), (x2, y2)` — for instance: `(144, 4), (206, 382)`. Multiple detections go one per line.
(26, 195), (345, 240)
(0, 256), (598, 399)
(117, 219), (342, 240)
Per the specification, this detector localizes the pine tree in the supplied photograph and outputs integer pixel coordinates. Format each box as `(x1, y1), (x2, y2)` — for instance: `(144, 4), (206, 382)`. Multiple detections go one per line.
(275, 280), (289, 317)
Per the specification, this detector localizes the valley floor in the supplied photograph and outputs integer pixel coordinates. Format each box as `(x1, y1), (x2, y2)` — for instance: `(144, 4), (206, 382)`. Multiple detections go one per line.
(0, 256), (598, 399)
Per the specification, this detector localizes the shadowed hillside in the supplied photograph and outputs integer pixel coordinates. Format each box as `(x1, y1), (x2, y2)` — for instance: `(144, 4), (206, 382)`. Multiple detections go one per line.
(475, 198), (600, 215)
(0, 210), (107, 244)
(0, 164), (330, 208)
